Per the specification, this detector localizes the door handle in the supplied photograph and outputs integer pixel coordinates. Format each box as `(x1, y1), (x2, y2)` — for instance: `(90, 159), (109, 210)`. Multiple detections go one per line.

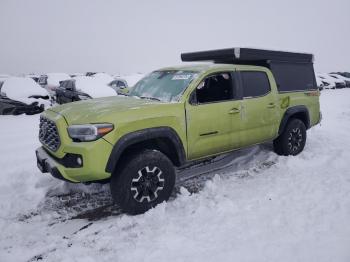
(267, 102), (276, 108)
(229, 108), (240, 114)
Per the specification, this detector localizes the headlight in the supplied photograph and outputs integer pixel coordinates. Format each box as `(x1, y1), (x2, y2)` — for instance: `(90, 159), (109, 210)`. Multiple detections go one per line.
(67, 123), (114, 142)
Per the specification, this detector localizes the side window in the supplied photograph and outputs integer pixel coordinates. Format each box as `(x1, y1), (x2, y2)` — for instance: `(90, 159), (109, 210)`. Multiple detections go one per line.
(195, 72), (235, 104)
(60, 81), (68, 88)
(64, 81), (70, 89)
(241, 71), (271, 98)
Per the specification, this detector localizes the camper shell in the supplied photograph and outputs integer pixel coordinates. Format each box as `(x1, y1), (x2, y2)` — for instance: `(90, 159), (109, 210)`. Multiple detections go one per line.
(181, 48), (317, 92)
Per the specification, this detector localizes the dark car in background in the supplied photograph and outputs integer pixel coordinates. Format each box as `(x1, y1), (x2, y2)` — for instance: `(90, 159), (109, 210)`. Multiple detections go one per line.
(0, 95), (45, 115)
(0, 80), (47, 115)
(55, 79), (91, 104)
(38, 73), (71, 98)
(85, 72), (98, 77)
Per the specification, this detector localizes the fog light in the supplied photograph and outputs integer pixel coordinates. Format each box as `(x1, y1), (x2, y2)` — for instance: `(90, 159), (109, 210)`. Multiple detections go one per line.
(77, 157), (82, 166)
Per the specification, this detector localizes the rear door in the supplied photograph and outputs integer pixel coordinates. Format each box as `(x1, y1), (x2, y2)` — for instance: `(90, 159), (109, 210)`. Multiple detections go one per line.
(238, 70), (280, 147)
(185, 71), (243, 160)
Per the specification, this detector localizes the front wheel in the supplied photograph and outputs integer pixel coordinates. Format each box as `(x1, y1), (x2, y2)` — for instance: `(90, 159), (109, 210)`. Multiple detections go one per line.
(273, 118), (307, 156)
(110, 150), (175, 215)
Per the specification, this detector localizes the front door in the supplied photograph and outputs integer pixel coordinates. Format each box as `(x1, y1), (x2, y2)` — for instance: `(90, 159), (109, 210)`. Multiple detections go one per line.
(185, 72), (243, 160)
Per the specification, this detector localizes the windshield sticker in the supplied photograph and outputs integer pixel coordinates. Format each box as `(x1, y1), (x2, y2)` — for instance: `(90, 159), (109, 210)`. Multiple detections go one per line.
(171, 74), (192, 80)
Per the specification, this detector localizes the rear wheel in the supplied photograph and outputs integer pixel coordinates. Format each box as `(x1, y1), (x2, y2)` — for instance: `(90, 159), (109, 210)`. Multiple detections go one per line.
(110, 150), (175, 215)
(273, 118), (306, 156)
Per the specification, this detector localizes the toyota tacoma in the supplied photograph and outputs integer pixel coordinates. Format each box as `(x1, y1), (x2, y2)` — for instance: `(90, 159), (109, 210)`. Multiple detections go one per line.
(36, 48), (321, 214)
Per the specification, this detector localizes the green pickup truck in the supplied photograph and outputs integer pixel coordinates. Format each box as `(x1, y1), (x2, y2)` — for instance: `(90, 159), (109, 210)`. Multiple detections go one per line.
(36, 48), (321, 214)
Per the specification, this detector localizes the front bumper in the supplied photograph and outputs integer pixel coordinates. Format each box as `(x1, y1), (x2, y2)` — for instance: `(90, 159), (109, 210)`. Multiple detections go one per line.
(36, 147), (74, 183)
(36, 141), (113, 183)
(36, 110), (114, 183)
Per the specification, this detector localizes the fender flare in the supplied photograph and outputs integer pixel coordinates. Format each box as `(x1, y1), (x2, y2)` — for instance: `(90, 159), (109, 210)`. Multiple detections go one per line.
(278, 105), (310, 135)
(105, 127), (186, 173)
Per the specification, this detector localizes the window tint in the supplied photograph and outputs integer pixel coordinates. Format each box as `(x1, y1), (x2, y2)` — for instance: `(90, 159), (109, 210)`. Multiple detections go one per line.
(270, 62), (316, 92)
(196, 73), (235, 104)
(241, 71), (270, 98)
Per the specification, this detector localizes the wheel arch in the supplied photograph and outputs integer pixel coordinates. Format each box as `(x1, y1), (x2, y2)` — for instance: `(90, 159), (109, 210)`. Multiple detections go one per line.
(278, 105), (310, 135)
(105, 127), (186, 174)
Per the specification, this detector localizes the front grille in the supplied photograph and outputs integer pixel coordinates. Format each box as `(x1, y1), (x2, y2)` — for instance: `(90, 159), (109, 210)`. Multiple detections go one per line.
(39, 116), (61, 151)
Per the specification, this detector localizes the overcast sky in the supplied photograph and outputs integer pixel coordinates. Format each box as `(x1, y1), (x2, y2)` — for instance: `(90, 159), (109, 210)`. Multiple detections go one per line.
(0, 0), (349, 75)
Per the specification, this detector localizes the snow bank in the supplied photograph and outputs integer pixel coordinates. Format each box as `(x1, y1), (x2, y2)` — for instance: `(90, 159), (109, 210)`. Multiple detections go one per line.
(121, 73), (145, 87)
(46, 73), (71, 87)
(1, 77), (49, 103)
(74, 76), (116, 98)
(90, 73), (114, 84)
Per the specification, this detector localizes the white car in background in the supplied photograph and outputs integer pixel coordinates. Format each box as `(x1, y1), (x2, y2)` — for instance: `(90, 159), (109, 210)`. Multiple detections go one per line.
(329, 73), (350, 88)
(317, 73), (345, 89)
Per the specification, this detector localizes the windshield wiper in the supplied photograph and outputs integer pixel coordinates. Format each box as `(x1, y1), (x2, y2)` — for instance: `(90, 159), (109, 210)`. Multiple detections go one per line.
(139, 96), (161, 101)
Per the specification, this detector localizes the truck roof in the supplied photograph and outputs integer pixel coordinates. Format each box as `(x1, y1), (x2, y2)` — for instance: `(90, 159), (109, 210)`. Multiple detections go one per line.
(159, 64), (217, 72)
(181, 47), (314, 64)
(179, 48), (317, 92)
(158, 63), (264, 73)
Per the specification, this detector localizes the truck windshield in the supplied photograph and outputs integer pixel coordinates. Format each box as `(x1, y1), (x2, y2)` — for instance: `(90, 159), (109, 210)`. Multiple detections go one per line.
(129, 70), (197, 102)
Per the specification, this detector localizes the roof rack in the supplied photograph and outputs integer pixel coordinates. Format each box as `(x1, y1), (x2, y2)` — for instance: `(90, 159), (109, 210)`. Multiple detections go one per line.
(181, 48), (314, 64)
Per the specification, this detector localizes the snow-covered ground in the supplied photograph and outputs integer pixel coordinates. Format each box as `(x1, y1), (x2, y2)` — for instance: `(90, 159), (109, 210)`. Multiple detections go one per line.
(0, 89), (350, 262)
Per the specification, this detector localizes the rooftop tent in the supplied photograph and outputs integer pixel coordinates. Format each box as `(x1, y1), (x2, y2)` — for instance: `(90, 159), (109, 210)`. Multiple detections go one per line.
(181, 48), (317, 92)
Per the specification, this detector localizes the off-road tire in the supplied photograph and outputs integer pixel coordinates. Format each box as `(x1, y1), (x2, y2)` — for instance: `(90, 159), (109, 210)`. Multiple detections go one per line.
(110, 149), (175, 215)
(273, 118), (307, 156)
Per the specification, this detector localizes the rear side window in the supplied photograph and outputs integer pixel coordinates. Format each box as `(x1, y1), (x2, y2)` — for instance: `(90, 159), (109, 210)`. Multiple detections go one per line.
(241, 71), (271, 98)
(270, 62), (316, 92)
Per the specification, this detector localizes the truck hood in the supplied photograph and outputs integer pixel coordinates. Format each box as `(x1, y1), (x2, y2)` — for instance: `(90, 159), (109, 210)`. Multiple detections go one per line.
(49, 96), (162, 124)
